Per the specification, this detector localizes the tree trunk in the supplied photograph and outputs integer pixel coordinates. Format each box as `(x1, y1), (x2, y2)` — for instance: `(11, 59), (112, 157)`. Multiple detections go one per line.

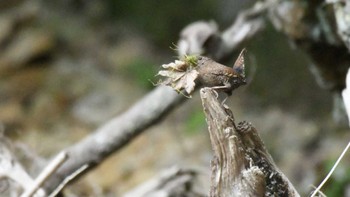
(200, 88), (300, 197)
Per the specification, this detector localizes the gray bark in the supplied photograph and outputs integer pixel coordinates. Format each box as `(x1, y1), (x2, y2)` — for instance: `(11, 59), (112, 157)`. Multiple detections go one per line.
(200, 88), (300, 197)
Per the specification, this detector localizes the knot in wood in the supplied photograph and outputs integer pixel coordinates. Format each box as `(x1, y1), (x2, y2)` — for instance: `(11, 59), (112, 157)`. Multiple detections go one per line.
(237, 121), (251, 132)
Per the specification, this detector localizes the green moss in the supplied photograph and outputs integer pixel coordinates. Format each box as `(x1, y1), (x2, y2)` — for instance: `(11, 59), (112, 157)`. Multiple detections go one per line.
(321, 160), (350, 197)
(123, 58), (157, 89)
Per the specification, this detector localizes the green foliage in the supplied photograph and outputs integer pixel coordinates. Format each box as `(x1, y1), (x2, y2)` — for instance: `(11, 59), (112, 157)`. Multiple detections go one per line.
(185, 109), (206, 134)
(183, 55), (198, 68)
(123, 58), (157, 89)
(107, 0), (218, 46)
(322, 160), (350, 197)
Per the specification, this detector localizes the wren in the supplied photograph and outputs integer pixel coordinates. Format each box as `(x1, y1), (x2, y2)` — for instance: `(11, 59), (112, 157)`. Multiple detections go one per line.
(195, 50), (247, 95)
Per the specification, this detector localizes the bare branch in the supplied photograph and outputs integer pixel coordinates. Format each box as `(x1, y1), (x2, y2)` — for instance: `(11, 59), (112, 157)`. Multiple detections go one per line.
(178, 2), (268, 60)
(310, 141), (350, 197)
(122, 166), (206, 197)
(0, 138), (45, 197)
(43, 86), (184, 193)
(48, 164), (88, 197)
(42, 2), (269, 194)
(21, 152), (68, 197)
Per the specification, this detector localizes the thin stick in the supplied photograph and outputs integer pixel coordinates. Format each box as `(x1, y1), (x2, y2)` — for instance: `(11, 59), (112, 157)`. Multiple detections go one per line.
(21, 152), (68, 197)
(310, 141), (350, 197)
(48, 164), (89, 197)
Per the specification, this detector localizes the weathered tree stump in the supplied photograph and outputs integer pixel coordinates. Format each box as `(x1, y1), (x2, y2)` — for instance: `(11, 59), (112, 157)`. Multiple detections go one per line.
(200, 88), (300, 197)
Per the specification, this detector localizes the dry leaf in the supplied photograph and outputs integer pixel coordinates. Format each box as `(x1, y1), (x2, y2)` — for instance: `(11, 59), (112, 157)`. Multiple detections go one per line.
(157, 70), (185, 81)
(156, 57), (199, 95)
(161, 60), (187, 71)
(173, 70), (198, 94)
(184, 70), (198, 94)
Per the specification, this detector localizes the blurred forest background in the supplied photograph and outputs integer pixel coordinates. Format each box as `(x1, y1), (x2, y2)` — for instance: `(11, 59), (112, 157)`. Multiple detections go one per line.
(1, 0), (350, 196)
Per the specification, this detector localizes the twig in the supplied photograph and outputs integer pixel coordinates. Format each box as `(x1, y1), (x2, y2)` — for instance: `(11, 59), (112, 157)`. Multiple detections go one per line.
(310, 141), (350, 197)
(21, 151), (68, 197)
(48, 164), (88, 197)
(0, 137), (45, 196)
(122, 166), (205, 197)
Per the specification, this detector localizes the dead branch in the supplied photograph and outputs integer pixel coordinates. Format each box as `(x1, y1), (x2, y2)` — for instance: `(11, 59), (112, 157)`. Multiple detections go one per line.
(122, 166), (206, 197)
(178, 1), (268, 60)
(42, 3), (267, 194)
(43, 86), (184, 193)
(0, 137), (45, 197)
(2, 0), (350, 196)
(21, 152), (68, 197)
(48, 164), (88, 197)
(200, 88), (300, 197)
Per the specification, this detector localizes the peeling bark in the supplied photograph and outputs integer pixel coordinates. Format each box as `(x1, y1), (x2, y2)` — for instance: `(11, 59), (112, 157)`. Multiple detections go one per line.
(200, 88), (299, 197)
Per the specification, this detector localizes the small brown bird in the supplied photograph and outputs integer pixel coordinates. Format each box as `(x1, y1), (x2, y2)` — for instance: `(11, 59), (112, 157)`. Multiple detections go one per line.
(196, 49), (247, 95)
